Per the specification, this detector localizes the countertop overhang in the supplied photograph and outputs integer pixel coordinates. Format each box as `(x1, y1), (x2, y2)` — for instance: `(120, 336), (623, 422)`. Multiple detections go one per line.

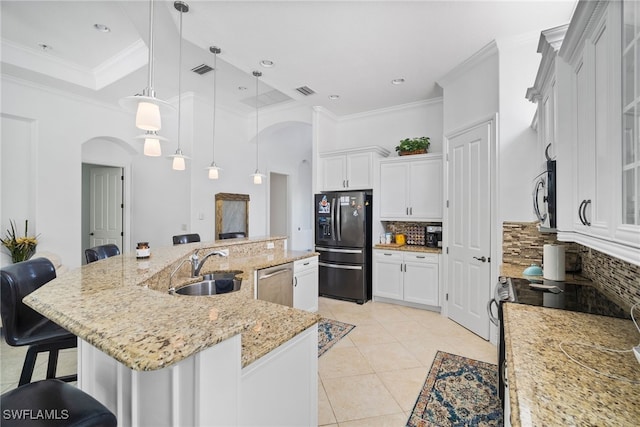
(23, 237), (320, 371)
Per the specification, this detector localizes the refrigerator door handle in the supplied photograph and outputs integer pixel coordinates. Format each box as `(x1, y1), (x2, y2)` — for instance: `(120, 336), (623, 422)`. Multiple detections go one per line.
(315, 247), (363, 254)
(319, 262), (363, 270)
(336, 199), (342, 241)
(331, 197), (337, 240)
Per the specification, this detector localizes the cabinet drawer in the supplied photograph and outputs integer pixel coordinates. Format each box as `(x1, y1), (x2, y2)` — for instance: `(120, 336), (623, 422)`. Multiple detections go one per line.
(294, 256), (318, 272)
(404, 253), (438, 263)
(373, 251), (403, 261)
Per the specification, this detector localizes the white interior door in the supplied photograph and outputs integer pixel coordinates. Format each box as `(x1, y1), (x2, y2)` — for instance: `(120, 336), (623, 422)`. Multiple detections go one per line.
(447, 122), (492, 340)
(89, 166), (123, 249)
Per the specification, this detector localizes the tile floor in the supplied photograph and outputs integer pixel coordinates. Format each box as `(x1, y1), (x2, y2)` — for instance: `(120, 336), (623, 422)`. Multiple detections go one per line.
(0, 297), (496, 427)
(317, 296), (497, 426)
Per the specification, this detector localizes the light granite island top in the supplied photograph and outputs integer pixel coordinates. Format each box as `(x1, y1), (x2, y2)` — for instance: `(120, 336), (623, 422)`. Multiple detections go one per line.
(23, 236), (320, 370)
(503, 303), (640, 426)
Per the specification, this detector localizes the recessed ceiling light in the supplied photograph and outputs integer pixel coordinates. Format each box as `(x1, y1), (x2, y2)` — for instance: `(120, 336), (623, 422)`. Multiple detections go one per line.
(328, 95), (340, 100)
(37, 43), (52, 51)
(391, 78), (405, 85)
(260, 60), (274, 68)
(94, 24), (111, 33)
(238, 86), (247, 91)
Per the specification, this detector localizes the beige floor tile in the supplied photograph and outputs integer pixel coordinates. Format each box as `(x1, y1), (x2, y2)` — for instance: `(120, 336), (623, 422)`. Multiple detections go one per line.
(322, 373), (402, 422)
(358, 342), (422, 372)
(347, 322), (397, 347)
(318, 346), (373, 379)
(329, 334), (355, 349)
(399, 339), (440, 367)
(378, 367), (428, 412)
(338, 412), (408, 426)
(380, 320), (428, 343)
(318, 378), (337, 426)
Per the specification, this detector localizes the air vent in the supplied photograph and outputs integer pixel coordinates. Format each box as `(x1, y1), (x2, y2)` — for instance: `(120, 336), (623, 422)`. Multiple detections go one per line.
(191, 64), (213, 75)
(295, 86), (316, 96)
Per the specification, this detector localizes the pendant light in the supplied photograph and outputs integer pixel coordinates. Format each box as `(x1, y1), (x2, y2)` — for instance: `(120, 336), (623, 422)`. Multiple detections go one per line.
(168, 1), (190, 171)
(136, 131), (167, 157)
(120, 0), (174, 132)
(250, 70), (265, 184)
(206, 46), (222, 179)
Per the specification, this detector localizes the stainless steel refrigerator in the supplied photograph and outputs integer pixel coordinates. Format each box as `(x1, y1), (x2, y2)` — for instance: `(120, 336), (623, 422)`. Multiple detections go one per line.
(314, 191), (372, 304)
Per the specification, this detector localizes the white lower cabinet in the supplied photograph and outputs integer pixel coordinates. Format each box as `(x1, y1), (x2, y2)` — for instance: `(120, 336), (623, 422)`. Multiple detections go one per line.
(373, 249), (439, 307)
(293, 256), (318, 312)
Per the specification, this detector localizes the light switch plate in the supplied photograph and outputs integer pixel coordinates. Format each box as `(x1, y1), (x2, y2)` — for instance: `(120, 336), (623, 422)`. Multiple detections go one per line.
(266, 242), (275, 249)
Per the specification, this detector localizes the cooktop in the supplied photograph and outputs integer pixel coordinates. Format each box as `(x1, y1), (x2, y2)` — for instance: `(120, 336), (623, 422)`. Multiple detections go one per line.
(509, 277), (628, 319)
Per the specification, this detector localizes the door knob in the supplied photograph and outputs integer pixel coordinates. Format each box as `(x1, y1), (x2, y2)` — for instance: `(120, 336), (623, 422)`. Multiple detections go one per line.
(89, 232), (94, 236)
(473, 256), (487, 262)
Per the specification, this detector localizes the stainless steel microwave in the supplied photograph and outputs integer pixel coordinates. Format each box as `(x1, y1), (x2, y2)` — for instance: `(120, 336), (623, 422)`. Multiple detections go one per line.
(532, 158), (556, 231)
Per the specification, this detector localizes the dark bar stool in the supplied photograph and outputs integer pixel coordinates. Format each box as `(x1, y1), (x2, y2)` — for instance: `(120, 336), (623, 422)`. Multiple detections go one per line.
(172, 233), (201, 245)
(1, 379), (117, 427)
(84, 244), (120, 264)
(1, 258), (77, 386)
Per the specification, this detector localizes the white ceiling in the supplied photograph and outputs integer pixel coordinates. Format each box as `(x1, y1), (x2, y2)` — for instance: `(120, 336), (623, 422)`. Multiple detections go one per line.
(1, 0), (576, 117)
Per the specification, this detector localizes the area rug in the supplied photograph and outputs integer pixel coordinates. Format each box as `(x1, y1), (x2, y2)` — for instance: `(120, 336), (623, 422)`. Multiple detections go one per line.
(318, 318), (355, 357)
(407, 351), (502, 427)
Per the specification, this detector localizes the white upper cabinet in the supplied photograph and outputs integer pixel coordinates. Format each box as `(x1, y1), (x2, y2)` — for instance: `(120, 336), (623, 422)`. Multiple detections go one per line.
(557, 0), (640, 265)
(379, 154), (443, 221)
(319, 146), (389, 191)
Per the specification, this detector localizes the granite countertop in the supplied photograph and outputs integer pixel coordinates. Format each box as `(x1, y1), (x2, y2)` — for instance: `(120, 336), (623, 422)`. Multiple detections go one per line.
(24, 238), (320, 371)
(500, 262), (592, 284)
(373, 244), (441, 254)
(503, 303), (640, 426)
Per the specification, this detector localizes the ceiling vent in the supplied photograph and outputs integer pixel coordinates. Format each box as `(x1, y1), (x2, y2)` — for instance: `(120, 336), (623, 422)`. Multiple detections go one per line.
(191, 64), (213, 75)
(295, 86), (316, 96)
(241, 89), (293, 108)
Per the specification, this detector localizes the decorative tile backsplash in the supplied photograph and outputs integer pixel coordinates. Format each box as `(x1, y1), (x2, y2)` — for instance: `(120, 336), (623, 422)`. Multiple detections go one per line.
(502, 221), (640, 311)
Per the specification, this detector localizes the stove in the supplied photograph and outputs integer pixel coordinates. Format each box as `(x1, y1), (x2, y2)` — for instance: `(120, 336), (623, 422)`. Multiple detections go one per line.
(490, 275), (628, 405)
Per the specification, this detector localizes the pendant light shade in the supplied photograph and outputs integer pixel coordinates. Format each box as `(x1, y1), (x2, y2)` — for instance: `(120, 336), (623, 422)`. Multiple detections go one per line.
(136, 131), (167, 157)
(250, 70), (265, 185)
(168, 1), (190, 171)
(206, 46), (223, 180)
(120, 0), (174, 131)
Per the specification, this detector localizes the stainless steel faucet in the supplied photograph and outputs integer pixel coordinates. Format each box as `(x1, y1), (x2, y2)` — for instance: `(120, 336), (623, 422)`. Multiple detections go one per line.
(191, 249), (228, 277)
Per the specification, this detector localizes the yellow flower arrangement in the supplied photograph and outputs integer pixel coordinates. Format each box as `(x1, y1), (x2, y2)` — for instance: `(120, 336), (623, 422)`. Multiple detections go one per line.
(1, 220), (38, 263)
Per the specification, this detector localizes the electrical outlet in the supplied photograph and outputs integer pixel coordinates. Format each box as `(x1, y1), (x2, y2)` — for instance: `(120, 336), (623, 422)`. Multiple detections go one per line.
(634, 346), (640, 365)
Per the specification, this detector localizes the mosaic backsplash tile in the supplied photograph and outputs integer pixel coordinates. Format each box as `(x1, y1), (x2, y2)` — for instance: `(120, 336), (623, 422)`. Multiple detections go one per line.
(502, 222), (640, 311)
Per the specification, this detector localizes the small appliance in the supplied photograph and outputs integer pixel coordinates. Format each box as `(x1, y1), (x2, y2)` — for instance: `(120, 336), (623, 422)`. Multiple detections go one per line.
(425, 225), (442, 248)
(532, 144), (557, 231)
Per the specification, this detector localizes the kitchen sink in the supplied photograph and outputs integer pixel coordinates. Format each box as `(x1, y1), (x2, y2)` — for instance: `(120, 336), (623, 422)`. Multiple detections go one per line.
(173, 270), (243, 296)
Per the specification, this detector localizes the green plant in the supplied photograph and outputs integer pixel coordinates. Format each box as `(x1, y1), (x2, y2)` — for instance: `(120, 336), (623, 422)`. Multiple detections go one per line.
(1, 219), (38, 263)
(395, 136), (430, 153)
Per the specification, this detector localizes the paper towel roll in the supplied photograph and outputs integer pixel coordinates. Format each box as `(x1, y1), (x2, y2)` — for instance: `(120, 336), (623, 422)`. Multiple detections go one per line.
(543, 244), (565, 281)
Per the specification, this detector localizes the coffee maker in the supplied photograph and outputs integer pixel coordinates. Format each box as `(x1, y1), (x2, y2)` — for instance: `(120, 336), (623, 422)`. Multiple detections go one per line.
(426, 225), (442, 248)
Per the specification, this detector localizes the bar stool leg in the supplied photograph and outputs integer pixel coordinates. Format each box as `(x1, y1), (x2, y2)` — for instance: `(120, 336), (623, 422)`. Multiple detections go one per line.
(18, 346), (38, 386)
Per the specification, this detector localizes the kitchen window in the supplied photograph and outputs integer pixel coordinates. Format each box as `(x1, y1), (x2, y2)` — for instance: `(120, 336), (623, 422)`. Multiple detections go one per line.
(622, 0), (640, 224)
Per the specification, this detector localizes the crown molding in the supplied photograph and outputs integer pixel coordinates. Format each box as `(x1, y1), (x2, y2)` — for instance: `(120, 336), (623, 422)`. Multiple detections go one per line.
(437, 40), (498, 88)
(339, 97), (443, 122)
(526, 24), (569, 103)
(559, 0), (607, 65)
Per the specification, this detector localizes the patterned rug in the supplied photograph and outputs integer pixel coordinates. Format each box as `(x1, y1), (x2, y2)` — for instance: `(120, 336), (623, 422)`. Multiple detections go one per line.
(407, 351), (502, 427)
(317, 318), (355, 357)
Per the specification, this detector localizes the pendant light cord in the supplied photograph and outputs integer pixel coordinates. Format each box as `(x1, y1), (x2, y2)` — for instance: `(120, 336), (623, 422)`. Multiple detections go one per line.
(177, 6), (183, 152)
(146, 0), (155, 95)
(255, 72), (259, 170)
(212, 51), (217, 160)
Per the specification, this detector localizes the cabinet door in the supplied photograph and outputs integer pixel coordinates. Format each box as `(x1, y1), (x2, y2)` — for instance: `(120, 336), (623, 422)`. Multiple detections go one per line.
(373, 251), (403, 299)
(294, 258), (318, 312)
(321, 155), (346, 191)
(403, 253), (439, 306)
(408, 158), (443, 220)
(346, 152), (373, 189)
(379, 163), (409, 219)
(574, 56), (595, 230)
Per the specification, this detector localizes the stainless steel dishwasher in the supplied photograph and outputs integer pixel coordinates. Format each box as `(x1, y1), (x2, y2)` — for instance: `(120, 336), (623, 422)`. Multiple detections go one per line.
(256, 262), (294, 307)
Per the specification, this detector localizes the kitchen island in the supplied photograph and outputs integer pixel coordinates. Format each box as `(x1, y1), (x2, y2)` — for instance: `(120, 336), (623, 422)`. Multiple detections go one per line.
(23, 236), (320, 426)
(503, 303), (640, 426)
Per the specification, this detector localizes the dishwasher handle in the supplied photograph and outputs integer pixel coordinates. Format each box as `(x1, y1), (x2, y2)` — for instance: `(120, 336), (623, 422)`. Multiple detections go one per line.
(258, 267), (292, 280)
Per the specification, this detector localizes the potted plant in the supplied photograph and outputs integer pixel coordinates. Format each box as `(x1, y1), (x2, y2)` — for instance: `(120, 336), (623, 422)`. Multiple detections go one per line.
(395, 136), (430, 156)
(1, 219), (38, 263)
